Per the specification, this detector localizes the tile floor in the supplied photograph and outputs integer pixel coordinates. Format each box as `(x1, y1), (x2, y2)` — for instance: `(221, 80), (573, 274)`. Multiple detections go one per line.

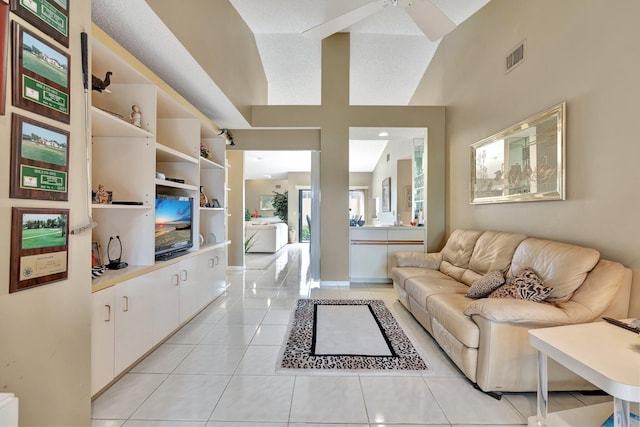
(92, 243), (612, 427)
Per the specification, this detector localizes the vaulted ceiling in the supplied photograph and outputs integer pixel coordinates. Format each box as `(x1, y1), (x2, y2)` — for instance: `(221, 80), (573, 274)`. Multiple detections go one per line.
(92, 1), (490, 178)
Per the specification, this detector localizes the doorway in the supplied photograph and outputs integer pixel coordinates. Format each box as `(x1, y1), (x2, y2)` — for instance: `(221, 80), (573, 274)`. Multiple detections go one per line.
(299, 189), (311, 242)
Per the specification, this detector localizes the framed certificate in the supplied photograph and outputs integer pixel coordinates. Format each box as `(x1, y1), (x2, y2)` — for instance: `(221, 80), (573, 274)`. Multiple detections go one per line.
(10, 113), (69, 200)
(10, 207), (69, 293)
(10, 0), (69, 47)
(12, 22), (70, 123)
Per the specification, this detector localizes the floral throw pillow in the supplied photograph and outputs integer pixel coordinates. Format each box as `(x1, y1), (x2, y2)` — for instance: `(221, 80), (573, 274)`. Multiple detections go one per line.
(489, 267), (553, 303)
(465, 271), (505, 299)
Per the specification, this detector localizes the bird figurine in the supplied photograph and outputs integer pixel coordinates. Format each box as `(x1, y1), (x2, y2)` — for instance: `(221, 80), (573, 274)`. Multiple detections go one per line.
(218, 128), (235, 146)
(92, 71), (112, 93)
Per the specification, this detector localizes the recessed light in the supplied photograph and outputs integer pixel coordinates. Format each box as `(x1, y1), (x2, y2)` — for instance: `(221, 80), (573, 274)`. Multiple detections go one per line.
(378, 131), (389, 137)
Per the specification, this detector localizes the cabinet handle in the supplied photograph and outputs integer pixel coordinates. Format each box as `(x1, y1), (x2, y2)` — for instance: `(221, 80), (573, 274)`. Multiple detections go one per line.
(104, 304), (111, 322)
(208, 258), (214, 268)
(214, 255), (219, 266)
(122, 296), (129, 312)
(172, 274), (179, 286)
(180, 269), (188, 281)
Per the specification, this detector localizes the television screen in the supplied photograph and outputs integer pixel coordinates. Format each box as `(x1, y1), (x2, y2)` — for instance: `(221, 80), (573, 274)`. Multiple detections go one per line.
(155, 196), (193, 259)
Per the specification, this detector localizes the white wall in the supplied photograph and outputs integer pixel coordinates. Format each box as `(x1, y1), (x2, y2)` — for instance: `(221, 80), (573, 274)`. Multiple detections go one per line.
(412, 0), (640, 316)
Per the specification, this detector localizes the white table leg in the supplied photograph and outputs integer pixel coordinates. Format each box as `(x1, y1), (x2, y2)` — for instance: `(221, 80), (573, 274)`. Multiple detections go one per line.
(535, 349), (549, 426)
(613, 397), (630, 427)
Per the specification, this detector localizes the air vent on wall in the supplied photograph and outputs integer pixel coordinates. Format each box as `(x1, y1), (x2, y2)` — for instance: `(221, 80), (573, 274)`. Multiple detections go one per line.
(506, 41), (525, 73)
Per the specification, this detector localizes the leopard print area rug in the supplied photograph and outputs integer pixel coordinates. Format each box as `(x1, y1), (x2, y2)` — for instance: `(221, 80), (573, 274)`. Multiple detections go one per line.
(277, 299), (428, 374)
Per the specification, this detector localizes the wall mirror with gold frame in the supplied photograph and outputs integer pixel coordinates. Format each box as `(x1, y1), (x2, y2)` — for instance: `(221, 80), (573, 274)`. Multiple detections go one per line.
(470, 102), (565, 204)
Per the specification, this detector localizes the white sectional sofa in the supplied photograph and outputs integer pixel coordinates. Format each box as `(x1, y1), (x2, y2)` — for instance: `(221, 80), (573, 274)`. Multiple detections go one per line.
(245, 222), (288, 253)
(392, 229), (632, 394)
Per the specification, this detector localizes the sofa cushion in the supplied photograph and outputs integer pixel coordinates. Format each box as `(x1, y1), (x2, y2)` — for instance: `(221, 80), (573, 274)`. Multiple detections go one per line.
(509, 238), (600, 303)
(468, 231), (527, 276)
(393, 251), (442, 269)
(441, 229), (484, 270)
(490, 268), (553, 302)
(465, 271), (505, 299)
(405, 274), (469, 307)
(391, 267), (435, 290)
(427, 294), (480, 348)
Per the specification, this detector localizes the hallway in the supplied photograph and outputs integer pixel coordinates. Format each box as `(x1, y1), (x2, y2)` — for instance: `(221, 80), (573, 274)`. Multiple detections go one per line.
(91, 243), (610, 426)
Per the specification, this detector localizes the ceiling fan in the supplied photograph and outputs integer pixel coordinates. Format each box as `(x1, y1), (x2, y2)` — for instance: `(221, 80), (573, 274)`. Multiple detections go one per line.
(302, 0), (456, 42)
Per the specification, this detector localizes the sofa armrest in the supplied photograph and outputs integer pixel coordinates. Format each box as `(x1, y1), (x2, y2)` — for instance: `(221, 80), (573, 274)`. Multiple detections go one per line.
(393, 251), (442, 269)
(464, 298), (597, 328)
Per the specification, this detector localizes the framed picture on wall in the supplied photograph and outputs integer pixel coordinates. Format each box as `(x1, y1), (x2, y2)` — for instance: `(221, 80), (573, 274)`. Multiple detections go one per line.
(0, 3), (8, 115)
(10, 113), (69, 201)
(10, 0), (69, 47)
(382, 177), (391, 212)
(10, 207), (69, 293)
(260, 194), (274, 210)
(12, 22), (71, 123)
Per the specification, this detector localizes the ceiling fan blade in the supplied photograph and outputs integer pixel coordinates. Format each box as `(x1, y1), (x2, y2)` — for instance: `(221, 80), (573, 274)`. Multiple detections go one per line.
(302, 1), (386, 39)
(407, 0), (456, 42)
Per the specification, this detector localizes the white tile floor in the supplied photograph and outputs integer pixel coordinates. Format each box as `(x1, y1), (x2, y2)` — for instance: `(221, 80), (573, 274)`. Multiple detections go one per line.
(92, 243), (612, 427)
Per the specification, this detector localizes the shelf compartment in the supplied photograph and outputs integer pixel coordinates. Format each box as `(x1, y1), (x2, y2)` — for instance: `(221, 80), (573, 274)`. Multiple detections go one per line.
(156, 142), (199, 164)
(92, 107), (154, 138)
(200, 156), (224, 170)
(155, 179), (198, 191)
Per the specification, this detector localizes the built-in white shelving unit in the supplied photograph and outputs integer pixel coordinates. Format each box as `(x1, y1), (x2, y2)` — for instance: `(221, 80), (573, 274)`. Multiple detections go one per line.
(89, 24), (229, 397)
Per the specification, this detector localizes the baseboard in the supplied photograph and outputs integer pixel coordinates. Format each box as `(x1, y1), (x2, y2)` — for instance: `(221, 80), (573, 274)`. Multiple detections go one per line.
(320, 280), (350, 287)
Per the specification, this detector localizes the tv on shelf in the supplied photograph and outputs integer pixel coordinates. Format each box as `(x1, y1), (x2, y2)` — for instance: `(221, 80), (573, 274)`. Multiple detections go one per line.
(155, 194), (193, 261)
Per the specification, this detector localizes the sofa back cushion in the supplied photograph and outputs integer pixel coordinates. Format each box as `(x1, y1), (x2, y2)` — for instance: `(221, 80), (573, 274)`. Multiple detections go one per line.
(509, 238), (600, 303)
(440, 229), (483, 281)
(468, 231), (527, 276)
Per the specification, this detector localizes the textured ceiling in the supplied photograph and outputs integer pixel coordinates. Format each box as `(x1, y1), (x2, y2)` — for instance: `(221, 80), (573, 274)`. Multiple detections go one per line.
(92, 0), (489, 179)
(229, 0), (490, 105)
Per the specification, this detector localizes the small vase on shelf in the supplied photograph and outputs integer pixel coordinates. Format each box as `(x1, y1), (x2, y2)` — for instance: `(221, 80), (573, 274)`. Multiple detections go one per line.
(199, 186), (208, 207)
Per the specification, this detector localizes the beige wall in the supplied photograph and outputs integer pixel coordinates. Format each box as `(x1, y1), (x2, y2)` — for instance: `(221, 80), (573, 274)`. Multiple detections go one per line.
(245, 179), (288, 219)
(147, 0), (267, 122)
(370, 140), (412, 225)
(412, 0), (640, 316)
(227, 150), (245, 267)
(0, 2), (92, 425)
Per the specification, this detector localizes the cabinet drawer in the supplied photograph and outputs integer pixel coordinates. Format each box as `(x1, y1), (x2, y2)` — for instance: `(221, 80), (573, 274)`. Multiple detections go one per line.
(388, 228), (424, 242)
(350, 229), (387, 241)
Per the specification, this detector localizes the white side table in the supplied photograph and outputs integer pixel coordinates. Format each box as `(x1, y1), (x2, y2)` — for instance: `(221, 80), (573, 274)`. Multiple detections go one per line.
(528, 321), (640, 427)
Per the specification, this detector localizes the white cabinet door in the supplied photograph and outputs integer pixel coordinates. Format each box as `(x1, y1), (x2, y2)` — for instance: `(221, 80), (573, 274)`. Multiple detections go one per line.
(350, 229), (389, 280)
(199, 248), (226, 306)
(178, 256), (202, 323)
(149, 263), (180, 346)
(91, 287), (115, 396)
(114, 277), (154, 374)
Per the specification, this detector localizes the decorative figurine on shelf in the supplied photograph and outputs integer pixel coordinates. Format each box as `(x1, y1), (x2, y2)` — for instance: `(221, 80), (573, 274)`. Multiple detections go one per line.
(199, 186), (208, 208)
(130, 104), (142, 127)
(92, 71), (112, 93)
(200, 142), (211, 159)
(95, 184), (111, 204)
